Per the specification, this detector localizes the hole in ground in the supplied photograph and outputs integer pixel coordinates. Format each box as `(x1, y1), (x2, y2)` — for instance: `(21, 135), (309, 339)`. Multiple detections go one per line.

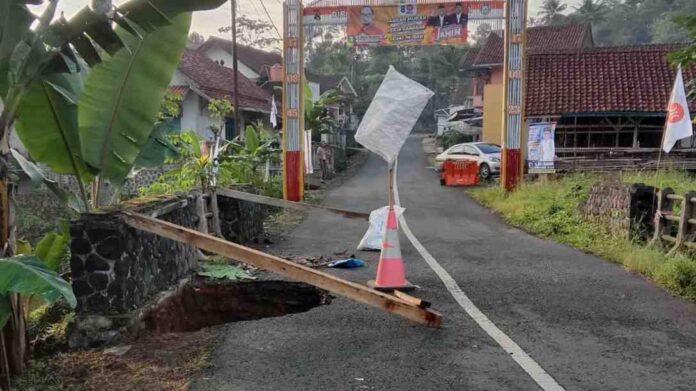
(145, 279), (328, 333)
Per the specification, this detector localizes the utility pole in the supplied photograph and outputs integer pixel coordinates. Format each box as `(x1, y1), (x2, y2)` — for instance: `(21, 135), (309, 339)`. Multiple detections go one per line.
(230, 0), (241, 138)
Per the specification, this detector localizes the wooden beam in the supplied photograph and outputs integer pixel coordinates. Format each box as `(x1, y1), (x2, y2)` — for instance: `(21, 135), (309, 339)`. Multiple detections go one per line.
(121, 212), (442, 328)
(217, 188), (369, 221)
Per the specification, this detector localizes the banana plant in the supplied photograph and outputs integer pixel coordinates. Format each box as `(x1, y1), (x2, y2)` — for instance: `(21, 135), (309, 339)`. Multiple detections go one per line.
(4, 0), (226, 212)
(0, 0), (226, 385)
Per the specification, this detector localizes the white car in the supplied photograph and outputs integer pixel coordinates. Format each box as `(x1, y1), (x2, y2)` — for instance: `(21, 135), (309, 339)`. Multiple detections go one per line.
(435, 142), (501, 179)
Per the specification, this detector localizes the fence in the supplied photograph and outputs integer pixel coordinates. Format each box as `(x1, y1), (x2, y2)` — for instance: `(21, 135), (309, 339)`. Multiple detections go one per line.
(651, 188), (696, 255)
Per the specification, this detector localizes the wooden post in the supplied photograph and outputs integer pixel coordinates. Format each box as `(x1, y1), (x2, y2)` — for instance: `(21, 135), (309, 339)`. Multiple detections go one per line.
(669, 191), (696, 256)
(195, 194), (208, 234)
(387, 161), (395, 208)
(121, 212), (442, 327)
(651, 187), (674, 246)
(209, 189), (222, 237)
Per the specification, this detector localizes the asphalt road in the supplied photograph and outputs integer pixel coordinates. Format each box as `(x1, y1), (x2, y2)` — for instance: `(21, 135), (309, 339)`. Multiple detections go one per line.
(193, 135), (696, 391)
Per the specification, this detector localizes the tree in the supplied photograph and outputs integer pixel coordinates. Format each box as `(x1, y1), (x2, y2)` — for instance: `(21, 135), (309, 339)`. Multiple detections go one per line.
(537, 0), (569, 26)
(471, 23), (493, 46)
(187, 31), (206, 49)
(572, 0), (608, 25)
(0, 0), (225, 386)
(219, 14), (281, 50)
(668, 16), (696, 98)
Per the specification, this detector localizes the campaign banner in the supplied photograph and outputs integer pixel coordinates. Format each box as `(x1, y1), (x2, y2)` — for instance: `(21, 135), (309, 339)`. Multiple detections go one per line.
(527, 122), (556, 173)
(346, 2), (472, 47)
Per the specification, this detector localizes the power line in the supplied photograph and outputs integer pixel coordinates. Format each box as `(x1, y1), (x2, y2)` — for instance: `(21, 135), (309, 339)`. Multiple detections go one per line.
(257, 0), (282, 39)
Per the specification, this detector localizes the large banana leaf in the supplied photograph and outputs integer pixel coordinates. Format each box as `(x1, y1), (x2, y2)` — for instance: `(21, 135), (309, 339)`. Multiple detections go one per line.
(10, 149), (86, 212)
(34, 224), (70, 272)
(135, 120), (180, 168)
(15, 71), (93, 180)
(0, 255), (76, 329)
(0, 0), (35, 95)
(78, 13), (191, 187)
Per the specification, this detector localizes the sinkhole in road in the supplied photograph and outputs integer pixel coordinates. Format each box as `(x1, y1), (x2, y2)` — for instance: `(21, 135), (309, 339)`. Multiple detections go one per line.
(144, 279), (330, 333)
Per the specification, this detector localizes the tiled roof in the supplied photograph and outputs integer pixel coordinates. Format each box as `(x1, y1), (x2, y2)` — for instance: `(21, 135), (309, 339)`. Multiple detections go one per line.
(305, 71), (345, 94)
(198, 37), (282, 75)
(461, 23), (591, 70)
(178, 50), (272, 112)
(526, 44), (696, 116)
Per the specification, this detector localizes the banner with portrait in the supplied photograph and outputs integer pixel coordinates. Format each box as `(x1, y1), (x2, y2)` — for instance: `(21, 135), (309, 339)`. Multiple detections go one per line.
(527, 122), (557, 173)
(346, 2), (471, 47)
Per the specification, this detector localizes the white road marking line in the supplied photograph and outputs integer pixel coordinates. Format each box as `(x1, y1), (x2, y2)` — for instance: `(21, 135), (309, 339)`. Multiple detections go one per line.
(393, 159), (565, 391)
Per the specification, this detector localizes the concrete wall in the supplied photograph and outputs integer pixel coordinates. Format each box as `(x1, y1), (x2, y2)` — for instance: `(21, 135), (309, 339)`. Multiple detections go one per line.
(308, 81), (321, 103)
(482, 83), (503, 144)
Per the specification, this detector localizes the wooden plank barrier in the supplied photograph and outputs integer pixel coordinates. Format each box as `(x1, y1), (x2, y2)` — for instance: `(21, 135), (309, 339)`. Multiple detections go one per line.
(121, 211), (442, 328)
(217, 188), (370, 220)
(652, 188), (696, 255)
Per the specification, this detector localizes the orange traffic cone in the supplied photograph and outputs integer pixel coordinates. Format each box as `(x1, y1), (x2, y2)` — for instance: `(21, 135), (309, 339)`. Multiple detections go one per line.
(368, 206), (415, 292)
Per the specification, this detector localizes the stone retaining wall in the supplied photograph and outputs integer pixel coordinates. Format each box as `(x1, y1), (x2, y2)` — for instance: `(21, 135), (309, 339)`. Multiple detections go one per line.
(68, 190), (266, 347)
(70, 195), (200, 314)
(581, 182), (656, 240)
(69, 190), (266, 315)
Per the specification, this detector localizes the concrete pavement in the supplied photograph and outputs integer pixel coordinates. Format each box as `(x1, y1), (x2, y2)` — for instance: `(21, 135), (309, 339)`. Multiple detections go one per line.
(193, 135), (696, 391)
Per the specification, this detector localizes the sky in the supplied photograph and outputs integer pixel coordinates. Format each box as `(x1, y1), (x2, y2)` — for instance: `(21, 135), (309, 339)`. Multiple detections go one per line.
(36, 0), (585, 40)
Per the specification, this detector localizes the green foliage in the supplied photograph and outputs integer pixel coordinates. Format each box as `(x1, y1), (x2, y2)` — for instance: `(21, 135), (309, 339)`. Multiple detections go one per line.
(197, 263), (255, 281)
(11, 149), (86, 213)
(538, 0), (696, 46)
(78, 13), (192, 188)
(304, 86), (342, 134)
(0, 256), (76, 329)
(158, 90), (183, 120)
(437, 130), (473, 149)
(139, 126), (282, 198)
(469, 171), (696, 302)
(34, 223), (71, 272)
(218, 14), (281, 50)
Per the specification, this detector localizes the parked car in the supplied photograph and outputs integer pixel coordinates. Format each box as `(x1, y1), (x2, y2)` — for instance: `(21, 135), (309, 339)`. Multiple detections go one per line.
(435, 142), (501, 179)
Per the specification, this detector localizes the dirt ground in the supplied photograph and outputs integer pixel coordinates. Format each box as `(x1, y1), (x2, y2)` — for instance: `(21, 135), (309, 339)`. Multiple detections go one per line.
(15, 328), (220, 391)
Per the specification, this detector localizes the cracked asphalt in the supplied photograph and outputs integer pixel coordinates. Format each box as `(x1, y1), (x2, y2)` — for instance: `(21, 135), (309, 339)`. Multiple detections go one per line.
(193, 135), (696, 391)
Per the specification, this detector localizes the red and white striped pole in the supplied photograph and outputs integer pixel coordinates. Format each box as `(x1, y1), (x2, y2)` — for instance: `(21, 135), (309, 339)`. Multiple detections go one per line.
(501, 0), (528, 191)
(282, 0), (305, 201)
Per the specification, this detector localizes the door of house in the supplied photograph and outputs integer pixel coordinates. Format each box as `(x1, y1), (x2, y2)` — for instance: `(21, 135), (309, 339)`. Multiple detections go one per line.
(225, 118), (235, 140)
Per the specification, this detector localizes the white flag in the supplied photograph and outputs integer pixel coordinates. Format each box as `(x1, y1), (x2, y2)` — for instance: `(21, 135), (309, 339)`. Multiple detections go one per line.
(355, 66), (434, 164)
(304, 129), (314, 174)
(663, 66), (693, 153)
(270, 98), (278, 129)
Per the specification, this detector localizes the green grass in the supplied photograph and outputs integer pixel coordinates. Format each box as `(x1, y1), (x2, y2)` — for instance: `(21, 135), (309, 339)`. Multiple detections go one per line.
(469, 171), (696, 301)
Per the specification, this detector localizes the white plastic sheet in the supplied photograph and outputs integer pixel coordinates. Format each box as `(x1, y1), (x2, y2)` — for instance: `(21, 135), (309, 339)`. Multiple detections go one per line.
(357, 205), (406, 251)
(355, 66), (434, 164)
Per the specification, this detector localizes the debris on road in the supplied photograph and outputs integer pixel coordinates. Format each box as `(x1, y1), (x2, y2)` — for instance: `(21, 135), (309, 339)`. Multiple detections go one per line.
(328, 257), (365, 268)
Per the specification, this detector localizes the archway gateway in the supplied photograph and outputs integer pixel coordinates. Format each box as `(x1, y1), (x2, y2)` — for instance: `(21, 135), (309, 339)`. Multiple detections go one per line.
(281, 0), (527, 200)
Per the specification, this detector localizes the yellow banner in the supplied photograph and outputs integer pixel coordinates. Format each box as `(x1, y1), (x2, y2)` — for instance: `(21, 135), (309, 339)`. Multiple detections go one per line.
(346, 3), (473, 47)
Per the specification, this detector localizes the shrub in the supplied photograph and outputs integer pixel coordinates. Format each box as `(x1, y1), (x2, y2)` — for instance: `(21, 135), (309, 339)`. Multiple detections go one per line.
(469, 171), (696, 302)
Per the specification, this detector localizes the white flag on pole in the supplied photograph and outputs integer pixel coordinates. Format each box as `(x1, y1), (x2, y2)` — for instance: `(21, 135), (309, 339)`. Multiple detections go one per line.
(270, 98), (278, 129)
(304, 129), (314, 174)
(663, 66), (693, 153)
(355, 66), (434, 164)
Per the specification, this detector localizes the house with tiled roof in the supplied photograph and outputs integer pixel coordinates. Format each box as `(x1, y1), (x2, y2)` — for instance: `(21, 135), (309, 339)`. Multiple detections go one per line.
(168, 50), (274, 140)
(197, 37), (283, 81)
(194, 37), (359, 132)
(526, 45), (695, 153)
(460, 23), (593, 143)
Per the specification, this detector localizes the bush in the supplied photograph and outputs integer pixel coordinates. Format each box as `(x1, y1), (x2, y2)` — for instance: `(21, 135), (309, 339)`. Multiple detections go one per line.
(469, 171), (696, 302)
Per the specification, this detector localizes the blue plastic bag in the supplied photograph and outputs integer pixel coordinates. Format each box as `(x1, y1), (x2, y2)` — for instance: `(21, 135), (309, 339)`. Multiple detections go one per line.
(328, 258), (365, 268)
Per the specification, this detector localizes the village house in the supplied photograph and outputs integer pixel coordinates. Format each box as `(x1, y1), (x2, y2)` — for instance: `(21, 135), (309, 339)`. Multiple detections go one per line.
(460, 23), (593, 144)
(170, 37), (358, 140)
(461, 23), (696, 161)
